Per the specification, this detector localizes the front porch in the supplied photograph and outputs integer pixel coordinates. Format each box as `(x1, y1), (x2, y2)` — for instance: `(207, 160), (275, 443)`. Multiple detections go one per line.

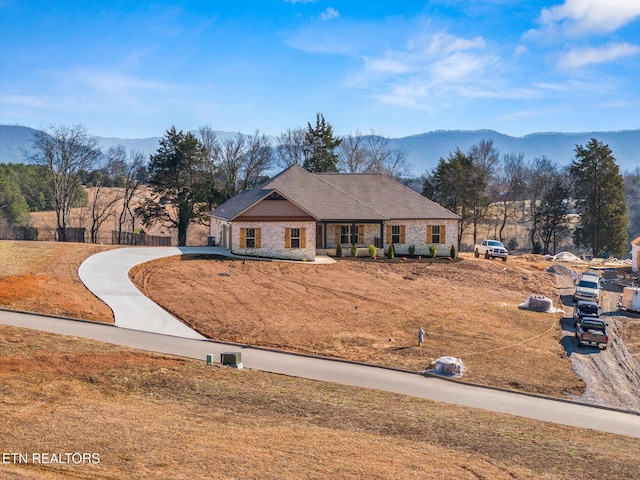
(315, 221), (385, 251)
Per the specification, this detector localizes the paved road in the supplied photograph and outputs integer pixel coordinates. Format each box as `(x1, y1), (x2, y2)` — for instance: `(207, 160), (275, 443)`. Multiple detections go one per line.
(1, 309), (639, 438)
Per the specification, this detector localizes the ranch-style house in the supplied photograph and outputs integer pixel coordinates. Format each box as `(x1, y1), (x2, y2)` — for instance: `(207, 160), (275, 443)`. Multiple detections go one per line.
(209, 164), (461, 261)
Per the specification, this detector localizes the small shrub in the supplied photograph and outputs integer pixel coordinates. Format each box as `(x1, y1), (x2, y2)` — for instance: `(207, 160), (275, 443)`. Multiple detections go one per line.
(532, 241), (542, 254)
(336, 243), (343, 257)
(408, 244), (416, 256)
(429, 245), (437, 258)
(507, 238), (518, 251)
(350, 243), (357, 257)
(450, 244), (456, 259)
(388, 243), (395, 259)
(368, 244), (377, 258)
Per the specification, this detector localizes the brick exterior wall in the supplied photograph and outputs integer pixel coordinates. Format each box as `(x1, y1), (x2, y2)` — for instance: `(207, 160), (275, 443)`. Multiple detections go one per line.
(231, 220), (316, 261)
(325, 220), (458, 256)
(385, 220), (458, 256)
(210, 217), (458, 260)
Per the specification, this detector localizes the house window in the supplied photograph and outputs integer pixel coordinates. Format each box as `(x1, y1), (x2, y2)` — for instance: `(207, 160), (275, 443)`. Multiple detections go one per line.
(431, 225), (444, 243)
(340, 225), (350, 244)
(285, 227), (306, 249)
(386, 224), (405, 245)
(391, 225), (401, 244)
(290, 228), (300, 248)
(337, 224), (362, 245)
(245, 228), (256, 248)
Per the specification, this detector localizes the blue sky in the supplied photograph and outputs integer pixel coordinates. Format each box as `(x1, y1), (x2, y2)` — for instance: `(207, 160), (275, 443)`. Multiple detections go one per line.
(1, 0), (639, 139)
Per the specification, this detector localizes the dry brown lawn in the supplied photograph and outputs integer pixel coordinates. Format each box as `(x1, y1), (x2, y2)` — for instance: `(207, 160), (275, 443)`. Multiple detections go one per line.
(1, 325), (639, 480)
(131, 253), (584, 397)
(0, 241), (117, 322)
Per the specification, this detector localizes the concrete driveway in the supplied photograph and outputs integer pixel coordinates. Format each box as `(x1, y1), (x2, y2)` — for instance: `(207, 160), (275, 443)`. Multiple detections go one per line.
(78, 246), (334, 339)
(78, 246), (228, 339)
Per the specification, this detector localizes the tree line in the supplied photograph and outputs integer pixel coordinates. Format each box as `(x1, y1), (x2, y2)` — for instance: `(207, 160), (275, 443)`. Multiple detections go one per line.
(0, 115), (636, 255)
(422, 138), (631, 257)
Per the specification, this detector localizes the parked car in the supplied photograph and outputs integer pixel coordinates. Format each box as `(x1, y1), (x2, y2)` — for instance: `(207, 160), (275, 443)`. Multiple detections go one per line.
(474, 239), (508, 261)
(574, 272), (600, 304)
(575, 317), (609, 349)
(573, 300), (600, 326)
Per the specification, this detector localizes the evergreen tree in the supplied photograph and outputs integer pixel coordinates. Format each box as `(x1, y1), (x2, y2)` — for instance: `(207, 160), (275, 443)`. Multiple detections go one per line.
(570, 138), (628, 257)
(536, 172), (571, 255)
(422, 149), (473, 250)
(0, 169), (31, 227)
(136, 127), (213, 246)
(302, 113), (342, 172)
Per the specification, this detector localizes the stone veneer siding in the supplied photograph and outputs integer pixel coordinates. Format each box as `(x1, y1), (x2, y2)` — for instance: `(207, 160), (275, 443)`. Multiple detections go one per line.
(386, 220), (458, 256)
(325, 223), (381, 249)
(325, 220), (458, 256)
(231, 221), (316, 261)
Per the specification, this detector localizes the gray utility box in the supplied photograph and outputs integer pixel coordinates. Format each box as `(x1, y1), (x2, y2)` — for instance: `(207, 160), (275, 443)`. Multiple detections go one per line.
(220, 352), (243, 369)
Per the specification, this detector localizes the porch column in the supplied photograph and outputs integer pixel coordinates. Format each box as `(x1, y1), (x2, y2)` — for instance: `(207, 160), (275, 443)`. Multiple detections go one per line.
(323, 222), (327, 249)
(380, 221), (384, 249)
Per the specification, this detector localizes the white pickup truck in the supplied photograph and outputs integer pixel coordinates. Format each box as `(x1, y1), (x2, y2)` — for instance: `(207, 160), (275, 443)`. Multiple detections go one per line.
(474, 239), (508, 262)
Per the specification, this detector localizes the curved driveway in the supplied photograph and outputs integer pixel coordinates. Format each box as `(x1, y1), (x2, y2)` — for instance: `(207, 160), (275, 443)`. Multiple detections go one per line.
(2, 246), (638, 438)
(78, 246), (223, 339)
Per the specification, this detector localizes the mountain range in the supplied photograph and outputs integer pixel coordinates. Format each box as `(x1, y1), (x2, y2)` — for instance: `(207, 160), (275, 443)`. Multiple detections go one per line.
(1, 125), (638, 175)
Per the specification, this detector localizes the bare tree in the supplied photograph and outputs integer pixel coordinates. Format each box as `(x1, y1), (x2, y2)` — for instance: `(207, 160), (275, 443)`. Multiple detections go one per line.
(338, 130), (412, 178)
(467, 139), (500, 246)
(338, 130), (368, 173)
(198, 124), (221, 172)
(30, 125), (102, 242)
(496, 152), (526, 243)
(381, 147), (412, 179)
(276, 127), (306, 169)
(364, 134), (392, 172)
(524, 156), (555, 252)
(240, 130), (274, 191)
(110, 146), (147, 244)
(218, 135), (247, 200)
(86, 153), (123, 243)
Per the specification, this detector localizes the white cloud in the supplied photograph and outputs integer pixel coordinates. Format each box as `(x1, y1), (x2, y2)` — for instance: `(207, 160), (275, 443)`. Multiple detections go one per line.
(320, 7), (339, 21)
(536, 0), (640, 37)
(58, 68), (175, 94)
(0, 94), (58, 108)
(355, 30), (502, 109)
(424, 33), (485, 55)
(431, 52), (495, 84)
(514, 45), (527, 56)
(559, 42), (640, 68)
(364, 57), (411, 75)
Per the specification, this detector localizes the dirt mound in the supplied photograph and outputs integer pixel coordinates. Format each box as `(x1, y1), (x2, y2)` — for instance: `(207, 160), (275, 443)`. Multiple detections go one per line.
(546, 264), (572, 276)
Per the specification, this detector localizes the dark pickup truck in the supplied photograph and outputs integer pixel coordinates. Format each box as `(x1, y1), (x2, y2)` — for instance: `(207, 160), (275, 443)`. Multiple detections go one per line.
(575, 318), (609, 350)
(573, 300), (600, 327)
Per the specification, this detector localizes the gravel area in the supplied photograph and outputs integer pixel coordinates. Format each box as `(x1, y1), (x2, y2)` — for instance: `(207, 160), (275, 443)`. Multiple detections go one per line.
(560, 283), (640, 413)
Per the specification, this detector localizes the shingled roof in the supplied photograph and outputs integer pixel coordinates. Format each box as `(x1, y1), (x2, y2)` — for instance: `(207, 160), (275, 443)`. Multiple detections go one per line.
(210, 165), (460, 222)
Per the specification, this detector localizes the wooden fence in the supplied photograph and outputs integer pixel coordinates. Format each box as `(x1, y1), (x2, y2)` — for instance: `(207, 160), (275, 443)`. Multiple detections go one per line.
(111, 231), (172, 246)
